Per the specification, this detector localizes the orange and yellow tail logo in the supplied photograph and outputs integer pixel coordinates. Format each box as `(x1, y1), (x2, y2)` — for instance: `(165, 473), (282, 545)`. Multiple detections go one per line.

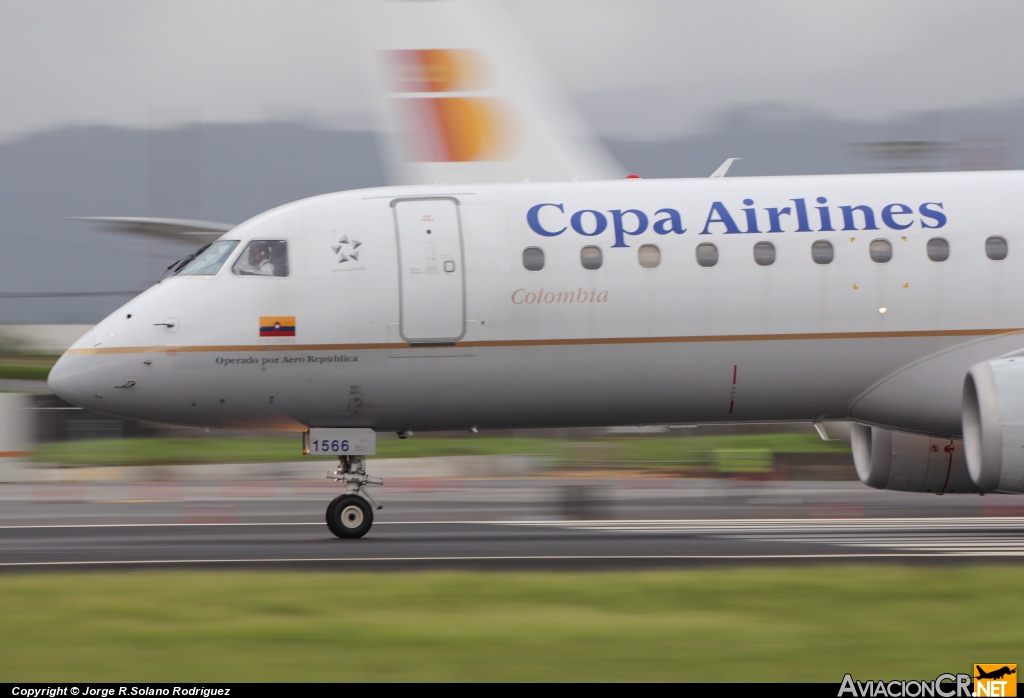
(387, 48), (485, 93)
(975, 664), (1017, 697)
(383, 48), (512, 162)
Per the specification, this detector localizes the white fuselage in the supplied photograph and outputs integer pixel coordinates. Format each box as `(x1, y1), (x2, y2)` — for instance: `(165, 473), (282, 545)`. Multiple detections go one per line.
(49, 171), (1024, 437)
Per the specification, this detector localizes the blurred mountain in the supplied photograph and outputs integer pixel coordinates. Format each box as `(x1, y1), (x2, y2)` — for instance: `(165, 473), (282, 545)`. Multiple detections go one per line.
(0, 123), (386, 324)
(603, 100), (1024, 177)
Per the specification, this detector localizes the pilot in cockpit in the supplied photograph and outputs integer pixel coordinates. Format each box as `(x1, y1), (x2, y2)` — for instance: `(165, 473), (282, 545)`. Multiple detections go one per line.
(231, 240), (286, 277)
(255, 245), (275, 275)
(245, 244), (274, 275)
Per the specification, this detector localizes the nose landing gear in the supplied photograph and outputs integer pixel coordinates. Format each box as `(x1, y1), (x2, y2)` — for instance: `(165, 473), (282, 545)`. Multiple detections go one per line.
(326, 455), (383, 538)
(326, 493), (373, 538)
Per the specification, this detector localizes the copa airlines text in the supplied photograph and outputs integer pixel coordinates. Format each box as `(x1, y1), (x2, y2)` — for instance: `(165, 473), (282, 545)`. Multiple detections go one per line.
(526, 197), (947, 248)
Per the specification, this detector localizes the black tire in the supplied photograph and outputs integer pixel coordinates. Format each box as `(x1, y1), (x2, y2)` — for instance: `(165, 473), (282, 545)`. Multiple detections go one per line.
(326, 494), (373, 538)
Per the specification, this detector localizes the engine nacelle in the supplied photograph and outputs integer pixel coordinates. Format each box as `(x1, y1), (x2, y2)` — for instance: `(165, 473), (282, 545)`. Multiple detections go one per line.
(963, 357), (1024, 493)
(850, 423), (984, 493)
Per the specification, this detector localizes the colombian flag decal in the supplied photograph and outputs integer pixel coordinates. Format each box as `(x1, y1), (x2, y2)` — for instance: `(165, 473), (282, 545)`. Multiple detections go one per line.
(260, 316), (295, 337)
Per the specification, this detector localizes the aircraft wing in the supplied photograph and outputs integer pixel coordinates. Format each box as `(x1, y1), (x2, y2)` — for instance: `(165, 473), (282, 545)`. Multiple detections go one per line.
(72, 217), (236, 244)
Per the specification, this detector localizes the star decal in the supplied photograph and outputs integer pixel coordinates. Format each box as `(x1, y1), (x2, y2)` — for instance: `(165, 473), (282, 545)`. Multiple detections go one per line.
(332, 235), (363, 263)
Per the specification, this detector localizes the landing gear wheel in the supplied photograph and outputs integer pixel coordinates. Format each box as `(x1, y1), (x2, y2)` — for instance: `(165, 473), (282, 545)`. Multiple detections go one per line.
(326, 494), (373, 538)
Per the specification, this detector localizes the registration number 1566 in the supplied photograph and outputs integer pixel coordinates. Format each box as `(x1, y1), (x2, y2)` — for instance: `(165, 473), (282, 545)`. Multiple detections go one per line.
(302, 428), (376, 456)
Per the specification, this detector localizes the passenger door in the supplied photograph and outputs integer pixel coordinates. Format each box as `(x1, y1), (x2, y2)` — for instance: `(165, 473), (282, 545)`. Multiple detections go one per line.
(392, 197), (466, 343)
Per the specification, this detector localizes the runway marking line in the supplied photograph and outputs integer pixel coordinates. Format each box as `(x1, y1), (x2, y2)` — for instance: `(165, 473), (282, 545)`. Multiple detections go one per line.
(2, 517), (1024, 530)
(5, 518), (1024, 565)
(97, 499), (178, 504)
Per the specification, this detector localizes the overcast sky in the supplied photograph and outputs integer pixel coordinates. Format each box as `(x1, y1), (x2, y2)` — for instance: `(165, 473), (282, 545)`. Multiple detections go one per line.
(2, 0), (1024, 143)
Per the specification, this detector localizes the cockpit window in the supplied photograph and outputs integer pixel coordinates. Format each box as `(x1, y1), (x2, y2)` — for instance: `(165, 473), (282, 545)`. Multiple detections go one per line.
(232, 240), (289, 277)
(175, 240), (239, 276)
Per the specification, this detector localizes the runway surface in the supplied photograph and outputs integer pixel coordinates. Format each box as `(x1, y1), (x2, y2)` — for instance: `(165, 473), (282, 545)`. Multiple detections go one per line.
(3, 478), (1024, 569)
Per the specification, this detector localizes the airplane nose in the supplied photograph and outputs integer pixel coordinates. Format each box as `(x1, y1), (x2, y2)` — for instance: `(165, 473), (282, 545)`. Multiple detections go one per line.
(48, 333), (97, 409)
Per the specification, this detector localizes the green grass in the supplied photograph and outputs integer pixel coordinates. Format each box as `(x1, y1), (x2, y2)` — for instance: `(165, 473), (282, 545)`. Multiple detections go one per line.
(31, 433), (848, 466)
(0, 566), (1017, 681)
(0, 352), (57, 381)
(578, 433), (851, 460)
(33, 436), (311, 465)
(0, 364), (52, 380)
(31, 436), (562, 465)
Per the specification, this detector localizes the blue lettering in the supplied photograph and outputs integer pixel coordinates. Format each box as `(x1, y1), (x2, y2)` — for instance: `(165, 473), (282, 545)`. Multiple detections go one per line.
(526, 197), (948, 242)
(816, 197), (835, 232)
(880, 203), (913, 230)
(840, 204), (879, 231)
(571, 209), (607, 236)
(919, 202), (947, 229)
(792, 198), (812, 232)
(527, 203), (566, 237)
(702, 201), (742, 234)
(741, 199), (761, 233)
(653, 208), (686, 235)
(610, 209), (648, 248)
(766, 206), (791, 233)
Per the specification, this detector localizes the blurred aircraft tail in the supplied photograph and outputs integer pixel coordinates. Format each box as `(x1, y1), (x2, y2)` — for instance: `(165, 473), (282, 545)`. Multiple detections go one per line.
(358, 0), (623, 185)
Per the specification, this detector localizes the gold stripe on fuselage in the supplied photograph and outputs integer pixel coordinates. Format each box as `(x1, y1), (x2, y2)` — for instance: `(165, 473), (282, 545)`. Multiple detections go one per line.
(64, 327), (1024, 355)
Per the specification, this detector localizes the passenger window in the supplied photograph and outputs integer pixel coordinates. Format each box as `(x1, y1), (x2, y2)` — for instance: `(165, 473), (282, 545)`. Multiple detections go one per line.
(695, 243), (718, 268)
(986, 236), (1008, 261)
(869, 239), (892, 263)
(522, 247), (545, 271)
(581, 246), (602, 270)
(753, 242), (775, 266)
(232, 240), (289, 277)
(811, 240), (834, 265)
(638, 244), (660, 269)
(926, 238), (950, 262)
